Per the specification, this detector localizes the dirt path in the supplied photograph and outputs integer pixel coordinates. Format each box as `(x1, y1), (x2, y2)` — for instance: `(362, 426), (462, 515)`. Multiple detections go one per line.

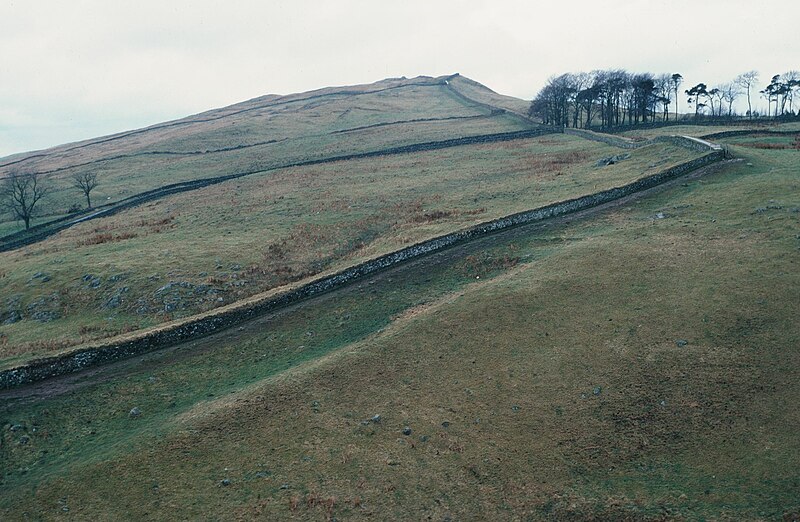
(0, 159), (739, 403)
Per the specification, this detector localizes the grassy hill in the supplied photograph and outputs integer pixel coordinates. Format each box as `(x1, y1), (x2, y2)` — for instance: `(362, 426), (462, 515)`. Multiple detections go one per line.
(0, 74), (530, 236)
(1, 138), (797, 520)
(1, 76), (798, 519)
(0, 75), (710, 363)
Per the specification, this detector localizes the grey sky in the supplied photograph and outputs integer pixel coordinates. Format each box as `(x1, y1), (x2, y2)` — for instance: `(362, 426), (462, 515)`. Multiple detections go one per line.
(1, 0), (797, 157)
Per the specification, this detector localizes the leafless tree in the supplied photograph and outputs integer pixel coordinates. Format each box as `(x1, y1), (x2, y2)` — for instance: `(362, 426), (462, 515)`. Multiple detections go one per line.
(719, 82), (741, 117)
(670, 73), (683, 120)
(655, 74), (673, 121)
(735, 70), (759, 119)
(708, 87), (725, 117)
(72, 171), (99, 209)
(781, 70), (800, 114)
(1, 170), (49, 230)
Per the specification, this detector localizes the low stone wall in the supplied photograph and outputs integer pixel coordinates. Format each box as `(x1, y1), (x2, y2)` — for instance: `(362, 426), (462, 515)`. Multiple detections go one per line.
(565, 129), (720, 153)
(564, 128), (640, 149)
(602, 117), (799, 134)
(0, 142), (724, 389)
(699, 129), (800, 140)
(0, 127), (561, 253)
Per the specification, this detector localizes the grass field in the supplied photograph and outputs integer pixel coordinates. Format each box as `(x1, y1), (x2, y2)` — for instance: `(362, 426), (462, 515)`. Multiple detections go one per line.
(1, 141), (797, 519)
(619, 121), (800, 139)
(0, 76), (531, 230)
(0, 134), (704, 361)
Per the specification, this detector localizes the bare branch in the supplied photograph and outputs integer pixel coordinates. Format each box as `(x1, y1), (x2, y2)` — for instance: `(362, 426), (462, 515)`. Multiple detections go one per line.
(2, 170), (50, 230)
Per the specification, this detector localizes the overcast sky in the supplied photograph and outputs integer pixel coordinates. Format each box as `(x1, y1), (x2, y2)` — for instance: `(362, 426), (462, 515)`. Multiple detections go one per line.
(1, 0), (797, 157)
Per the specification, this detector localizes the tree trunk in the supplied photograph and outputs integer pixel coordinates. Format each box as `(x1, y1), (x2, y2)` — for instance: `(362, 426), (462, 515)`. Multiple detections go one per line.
(675, 87), (679, 120)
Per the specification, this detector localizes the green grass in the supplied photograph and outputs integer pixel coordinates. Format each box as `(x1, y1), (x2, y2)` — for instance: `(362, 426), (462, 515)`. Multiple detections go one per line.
(0, 213), (73, 237)
(617, 121), (800, 140)
(0, 135), (703, 360)
(1, 143), (797, 520)
(0, 78), (531, 233)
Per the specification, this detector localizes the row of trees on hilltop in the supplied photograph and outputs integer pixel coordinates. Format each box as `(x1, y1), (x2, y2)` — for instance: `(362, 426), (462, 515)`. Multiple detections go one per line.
(1, 171), (99, 231)
(529, 69), (799, 129)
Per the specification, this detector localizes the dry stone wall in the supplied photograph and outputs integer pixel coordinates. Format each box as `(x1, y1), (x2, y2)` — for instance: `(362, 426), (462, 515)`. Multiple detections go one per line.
(0, 127), (560, 253)
(0, 137), (724, 389)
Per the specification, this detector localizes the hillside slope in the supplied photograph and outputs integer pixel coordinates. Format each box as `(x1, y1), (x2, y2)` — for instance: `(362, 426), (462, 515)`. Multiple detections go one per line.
(1, 140), (797, 519)
(0, 74), (714, 362)
(0, 74), (532, 232)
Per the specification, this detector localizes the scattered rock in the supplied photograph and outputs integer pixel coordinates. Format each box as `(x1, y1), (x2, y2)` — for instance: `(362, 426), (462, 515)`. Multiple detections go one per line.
(511, 405), (521, 411)
(280, 484), (290, 490)
(26, 293), (61, 323)
(419, 435), (429, 442)
(30, 310), (59, 322)
(109, 273), (127, 282)
(103, 287), (129, 309)
(27, 272), (51, 284)
(1, 310), (22, 325)
(81, 274), (102, 288)
(441, 421), (450, 428)
(129, 407), (141, 417)
(255, 471), (270, 478)
(655, 212), (666, 219)
(18, 435), (30, 445)
(220, 479), (231, 487)
(595, 153), (631, 167)
(592, 386), (602, 396)
(9, 424), (24, 432)
(371, 414), (382, 424)
(402, 426), (412, 436)
(675, 339), (688, 347)
(155, 283), (174, 294)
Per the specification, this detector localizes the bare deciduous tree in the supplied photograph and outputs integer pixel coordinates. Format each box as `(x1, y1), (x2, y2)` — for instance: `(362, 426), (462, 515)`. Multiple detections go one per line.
(72, 171), (99, 209)
(735, 70), (759, 119)
(720, 82), (741, 117)
(671, 73), (683, 120)
(785, 70), (800, 114)
(708, 87), (725, 117)
(2, 170), (49, 230)
(655, 74), (672, 121)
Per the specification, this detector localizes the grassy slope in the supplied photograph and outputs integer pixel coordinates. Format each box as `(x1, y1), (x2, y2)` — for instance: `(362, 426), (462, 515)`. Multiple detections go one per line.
(619, 121), (800, 139)
(1, 143), (797, 520)
(0, 76), (530, 228)
(0, 131), (703, 360)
